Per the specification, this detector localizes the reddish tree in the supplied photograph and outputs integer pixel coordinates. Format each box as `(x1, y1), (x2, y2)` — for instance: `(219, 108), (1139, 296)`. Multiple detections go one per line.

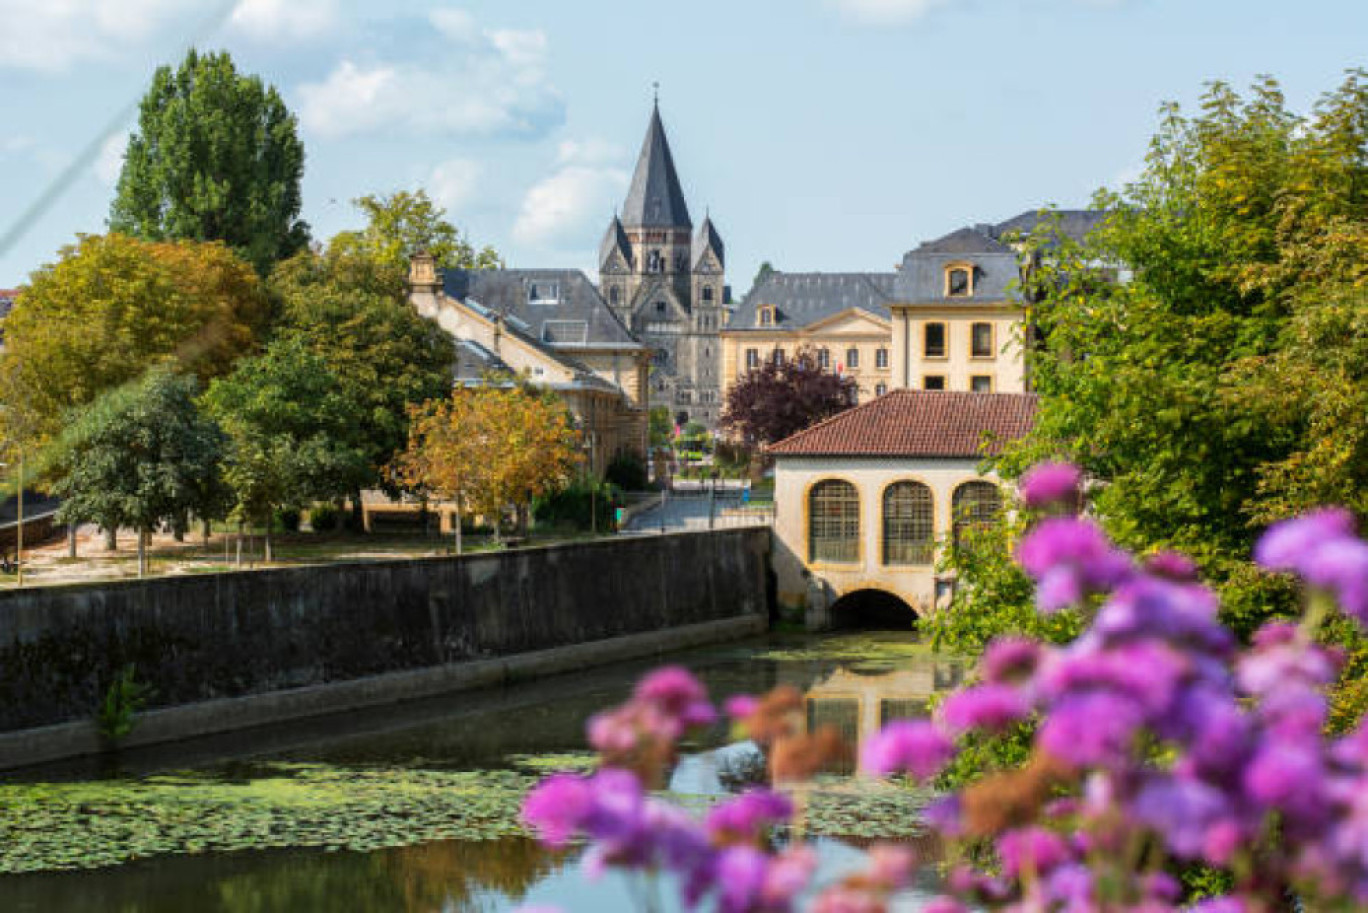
(720, 348), (858, 447)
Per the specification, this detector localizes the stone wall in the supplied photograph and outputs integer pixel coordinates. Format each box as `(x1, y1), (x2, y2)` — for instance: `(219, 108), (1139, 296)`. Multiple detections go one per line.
(0, 529), (769, 733)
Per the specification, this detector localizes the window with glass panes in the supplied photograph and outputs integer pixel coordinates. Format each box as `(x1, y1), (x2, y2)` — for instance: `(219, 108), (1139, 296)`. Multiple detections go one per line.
(952, 481), (1002, 543)
(809, 479), (860, 563)
(971, 322), (994, 358)
(846, 347), (860, 369)
(817, 348), (831, 370)
(883, 481), (934, 565)
(876, 348), (889, 369)
(925, 322), (946, 357)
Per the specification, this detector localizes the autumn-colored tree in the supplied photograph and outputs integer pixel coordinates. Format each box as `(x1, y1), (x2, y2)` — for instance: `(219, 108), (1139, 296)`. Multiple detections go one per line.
(720, 348), (858, 448)
(0, 233), (269, 445)
(393, 382), (581, 548)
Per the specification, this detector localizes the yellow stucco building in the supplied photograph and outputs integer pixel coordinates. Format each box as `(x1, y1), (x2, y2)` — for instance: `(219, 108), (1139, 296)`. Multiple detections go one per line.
(720, 210), (1103, 406)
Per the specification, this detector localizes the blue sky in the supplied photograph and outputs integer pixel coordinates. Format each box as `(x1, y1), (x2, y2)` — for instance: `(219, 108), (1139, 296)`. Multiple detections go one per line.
(2, 0), (1364, 297)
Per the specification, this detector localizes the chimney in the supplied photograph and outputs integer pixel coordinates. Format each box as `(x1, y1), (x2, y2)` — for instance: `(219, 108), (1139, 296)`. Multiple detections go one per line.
(409, 249), (438, 294)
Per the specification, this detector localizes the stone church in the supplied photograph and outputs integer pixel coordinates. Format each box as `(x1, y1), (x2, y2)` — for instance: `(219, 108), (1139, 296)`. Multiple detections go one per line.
(598, 101), (728, 428)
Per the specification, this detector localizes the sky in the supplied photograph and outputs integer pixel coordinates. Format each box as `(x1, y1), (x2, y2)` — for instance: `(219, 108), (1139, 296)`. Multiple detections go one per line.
(1, 0), (1365, 298)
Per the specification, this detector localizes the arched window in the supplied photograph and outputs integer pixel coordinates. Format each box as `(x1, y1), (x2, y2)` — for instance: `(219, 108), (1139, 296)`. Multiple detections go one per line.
(883, 482), (934, 566)
(952, 481), (1003, 543)
(809, 480), (860, 563)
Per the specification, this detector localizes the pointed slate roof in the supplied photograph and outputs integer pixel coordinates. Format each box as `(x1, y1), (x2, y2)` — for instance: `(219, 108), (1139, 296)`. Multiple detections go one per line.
(692, 215), (724, 270)
(621, 103), (692, 230)
(599, 215), (631, 269)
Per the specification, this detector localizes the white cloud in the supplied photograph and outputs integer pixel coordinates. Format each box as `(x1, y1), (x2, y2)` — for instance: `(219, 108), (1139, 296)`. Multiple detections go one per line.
(428, 158), (483, 214)
(829, 0), (955, 24)
(0, 0), (187, 71)
(297, 10), (563, 140)
(229, 0), (338, 43)
(512, 141), (629, 248)
(829, 0), (1130, 24)
(94, 132), (129, 186)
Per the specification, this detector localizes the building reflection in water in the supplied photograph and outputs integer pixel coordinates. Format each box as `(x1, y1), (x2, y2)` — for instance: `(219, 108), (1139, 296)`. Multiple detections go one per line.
(798, 659), (965, 776)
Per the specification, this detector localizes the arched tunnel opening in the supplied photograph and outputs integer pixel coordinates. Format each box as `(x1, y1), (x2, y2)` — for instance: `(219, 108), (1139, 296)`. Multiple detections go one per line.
(828, 588), (918, 631)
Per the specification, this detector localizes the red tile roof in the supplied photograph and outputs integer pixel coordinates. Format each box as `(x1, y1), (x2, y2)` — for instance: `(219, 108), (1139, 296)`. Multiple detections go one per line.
(767, 390), (1038, 458)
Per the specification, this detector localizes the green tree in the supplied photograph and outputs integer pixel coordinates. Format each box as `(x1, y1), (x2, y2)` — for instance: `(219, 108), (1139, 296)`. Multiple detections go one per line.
(269, 249), (457, 512)
(110, 48), (309, 276)
(202, 338), (370, 561)
(47, 369), (228, 576)
(997, 72), (1368, 634)
(648, 405), (674, 448)
(0, 233), (269, 444)
(328, 190), (501, 289)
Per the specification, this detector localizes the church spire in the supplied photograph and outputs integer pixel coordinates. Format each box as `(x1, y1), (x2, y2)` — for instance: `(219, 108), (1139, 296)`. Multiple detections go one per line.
(620, 99), (692, 230)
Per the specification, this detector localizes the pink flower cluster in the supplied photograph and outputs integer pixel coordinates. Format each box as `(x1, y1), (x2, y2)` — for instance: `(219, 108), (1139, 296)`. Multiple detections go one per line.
(522, 464), (1368, 912)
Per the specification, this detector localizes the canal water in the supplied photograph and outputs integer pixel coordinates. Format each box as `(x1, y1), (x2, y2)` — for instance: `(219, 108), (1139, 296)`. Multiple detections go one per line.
(0, 631), (966, 912)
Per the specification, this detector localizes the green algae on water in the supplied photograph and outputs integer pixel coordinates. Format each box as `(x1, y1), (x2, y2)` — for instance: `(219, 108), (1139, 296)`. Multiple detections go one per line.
(0, 764), (537, 874)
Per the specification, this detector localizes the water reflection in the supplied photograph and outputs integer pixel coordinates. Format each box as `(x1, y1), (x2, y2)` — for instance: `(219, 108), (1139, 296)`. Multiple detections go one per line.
(0, 632), (967, 912)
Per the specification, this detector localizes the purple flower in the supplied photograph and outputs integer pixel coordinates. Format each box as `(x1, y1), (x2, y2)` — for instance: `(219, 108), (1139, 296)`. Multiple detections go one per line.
(1160, 684), (1252, 776)
(1132, 775), (1237, 861)
(1093, 575), (1231, 656)
(1039, 639), (1186, 719)
(522, 773), (595, 847)
(724, 694), (759, 720)
(1017, 517), (1133, 612)
(1303, 537), (1368, 623)
(1239, 623), (1339, 696)
(921, 899), (968, 913)
(1192, 897), (1249, 913)
(763, 846), (818, 907)
(1020, 462), (1083, 509)
(1144, 549), (1198, 580)
(706, 789), (793, 842)
(997, 826), (1071, 877)
(1042, 863), (1094, 910)
(1254, 507), (1356, 573)
(981, 637), (1043, 684)
(939, 683), (1032, 734)
(1039, 691), (1142, 769)
(1244, 742), (1329, 827)
(860, 719), (954, 780)
(636, 666), (718, 729)
(713, 845), (769, 913)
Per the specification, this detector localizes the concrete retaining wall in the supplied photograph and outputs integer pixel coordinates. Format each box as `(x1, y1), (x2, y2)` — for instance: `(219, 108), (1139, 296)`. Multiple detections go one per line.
(0, 528), (769, 753)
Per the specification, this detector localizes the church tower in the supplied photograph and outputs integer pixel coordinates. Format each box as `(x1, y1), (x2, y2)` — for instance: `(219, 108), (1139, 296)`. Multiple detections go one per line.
(599, 98), (726, 427)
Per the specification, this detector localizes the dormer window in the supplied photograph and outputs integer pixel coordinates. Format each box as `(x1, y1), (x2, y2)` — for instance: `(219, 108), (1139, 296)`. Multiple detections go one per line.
(528, 281), (560, 304)
(945, 264), (973, 297)
(758, 305), (777, 326)
(702, 285), (714, 302)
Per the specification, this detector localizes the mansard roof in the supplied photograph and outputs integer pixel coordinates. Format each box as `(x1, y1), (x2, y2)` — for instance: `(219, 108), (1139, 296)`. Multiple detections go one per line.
(621, 103), (692, 230)
(442, 268), (641, 350)
(692, 215), (724, 270)
(892, 225), (1019, 304)
(729, 272), (897, 331)
(992, 209), (1107, 244)
(599, 216), (631, 269)
(768, 390), (1038, 458)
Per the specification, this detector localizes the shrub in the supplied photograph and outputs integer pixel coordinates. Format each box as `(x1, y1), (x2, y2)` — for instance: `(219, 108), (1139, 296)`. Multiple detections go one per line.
(308, 504), (339, 532)
(604, 453), (648, 491)
(273, 507), (301, 533)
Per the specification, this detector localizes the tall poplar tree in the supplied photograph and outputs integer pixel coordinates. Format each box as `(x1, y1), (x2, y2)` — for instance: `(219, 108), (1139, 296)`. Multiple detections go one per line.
(110, 49), (309, 276)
